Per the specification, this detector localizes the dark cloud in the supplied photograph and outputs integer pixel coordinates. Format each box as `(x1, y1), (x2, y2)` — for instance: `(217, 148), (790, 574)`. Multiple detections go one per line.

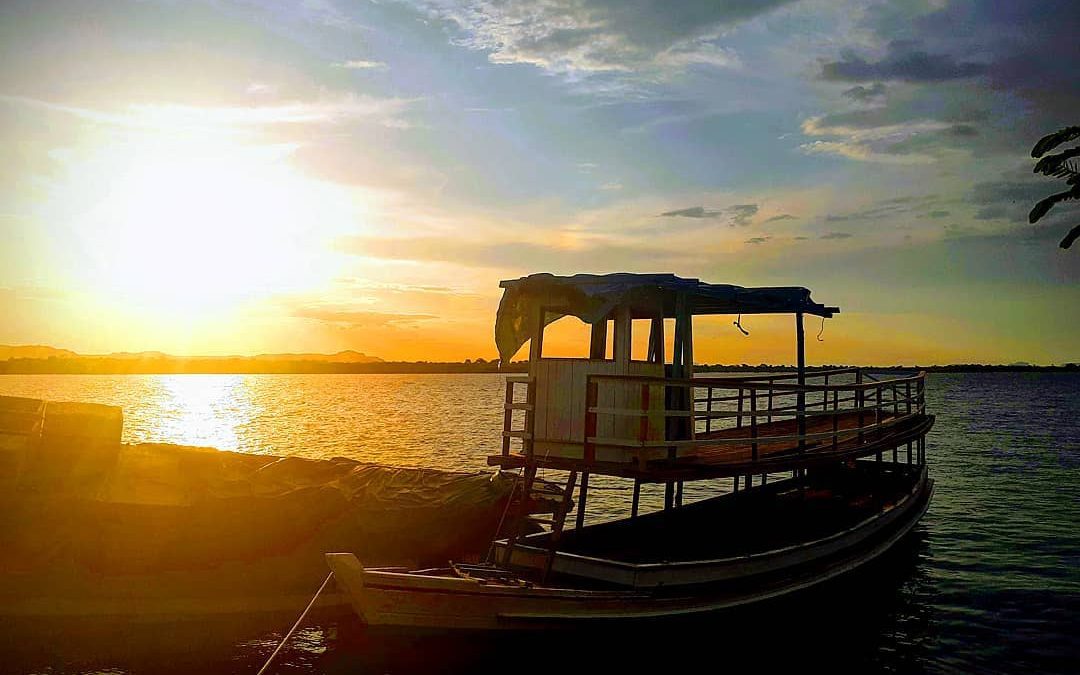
(968, 176), (1055, 223)
(660, 206), (722, 218)
(813, 2), (1080, 160)
(730, 203), (758, 226)
(744, 236), (769, 245)
(947, 124), (979, 137)
(763, 213), (796, 223)
(820, 232), (853, 240)
(660, 203), (758, 226)
(841, 82), (886, 103)
(822, 41), (988, 83)
(924, 210), (951, 219)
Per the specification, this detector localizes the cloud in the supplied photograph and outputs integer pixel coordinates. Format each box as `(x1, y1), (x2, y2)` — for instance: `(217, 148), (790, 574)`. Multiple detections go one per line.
(729, 203), (758, 226)
(292, 305), (438, 328)
(841, 83), (886, 103)
(820, 232), (853, 240)
(822, 42), (988, 83)
(413, 0), (794, 76)
(811, 1), (1080, 164)
(661, 206), (723, 219)
(659, 203), (757, 225)
(744, 236), (769, 245)
(336, 59), (387, 70)
(763, 213), (796, 223)
(599, 182), (623, 191)
(799, 116), (951, 164)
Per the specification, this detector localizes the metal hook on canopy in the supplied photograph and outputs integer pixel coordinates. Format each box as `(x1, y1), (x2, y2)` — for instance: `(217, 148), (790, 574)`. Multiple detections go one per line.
(733, 314), (749, 336)
(817, 316), (826, 342)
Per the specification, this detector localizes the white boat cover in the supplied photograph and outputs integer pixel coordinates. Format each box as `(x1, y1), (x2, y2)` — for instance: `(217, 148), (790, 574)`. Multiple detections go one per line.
(495, 273), (836, 363)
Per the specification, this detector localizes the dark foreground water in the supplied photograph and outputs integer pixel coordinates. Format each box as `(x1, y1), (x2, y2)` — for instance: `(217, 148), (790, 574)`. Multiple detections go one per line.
(0, 372), (1076, 673)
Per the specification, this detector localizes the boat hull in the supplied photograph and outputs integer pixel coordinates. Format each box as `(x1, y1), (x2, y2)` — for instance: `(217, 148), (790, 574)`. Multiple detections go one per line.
(499, 465), (931, 588)
(325, 470), (933, 629)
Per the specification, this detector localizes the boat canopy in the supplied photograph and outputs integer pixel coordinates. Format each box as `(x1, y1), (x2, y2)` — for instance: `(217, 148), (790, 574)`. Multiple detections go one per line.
(496, 273), (838, 364)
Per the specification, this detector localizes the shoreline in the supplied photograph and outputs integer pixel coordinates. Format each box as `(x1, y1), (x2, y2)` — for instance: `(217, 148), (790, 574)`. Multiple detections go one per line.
(0, 361), (1076, 375)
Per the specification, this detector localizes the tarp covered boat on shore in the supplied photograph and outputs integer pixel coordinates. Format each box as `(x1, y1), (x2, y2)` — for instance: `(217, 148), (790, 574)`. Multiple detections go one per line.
(0, 395), (515, 618)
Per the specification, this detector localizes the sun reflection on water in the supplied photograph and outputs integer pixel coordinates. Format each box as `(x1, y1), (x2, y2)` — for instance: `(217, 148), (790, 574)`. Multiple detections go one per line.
(150, 375), (255, 451)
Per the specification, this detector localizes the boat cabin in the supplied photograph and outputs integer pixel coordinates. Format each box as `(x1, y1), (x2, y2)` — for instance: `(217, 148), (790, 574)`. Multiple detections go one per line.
(489, 273), (931, 547)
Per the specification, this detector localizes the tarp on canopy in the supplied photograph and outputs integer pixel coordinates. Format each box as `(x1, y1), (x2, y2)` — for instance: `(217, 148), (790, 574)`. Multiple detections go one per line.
(495, 273), (837, 364)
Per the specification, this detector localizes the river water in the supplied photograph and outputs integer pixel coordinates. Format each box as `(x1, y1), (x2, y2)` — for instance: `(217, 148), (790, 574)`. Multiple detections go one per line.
(0, 372), (1076, 673)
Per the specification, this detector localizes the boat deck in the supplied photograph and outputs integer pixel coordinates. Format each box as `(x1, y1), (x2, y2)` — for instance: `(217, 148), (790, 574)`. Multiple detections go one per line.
(490, 411), (932, 481)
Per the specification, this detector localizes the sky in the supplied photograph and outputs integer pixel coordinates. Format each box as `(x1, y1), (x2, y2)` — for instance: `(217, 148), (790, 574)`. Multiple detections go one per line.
(1, 0), (1077, 365)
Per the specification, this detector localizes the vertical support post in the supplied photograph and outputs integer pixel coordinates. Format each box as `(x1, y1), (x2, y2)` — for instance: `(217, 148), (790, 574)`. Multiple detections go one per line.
(576, 472), (589, 530)
(639, 383), (651, 442)
(675, 480), (684, 507)
(530, 307), (546, 362)
(589, 320), (607, 360)
(796, 312), (806, 454)
(664, 479), (675, 511)
(631, 479), (641, 518)
(767, 386), (774, 424)
(648, 316), (664, 364)
(906, 381), (912, 416)
(613, 307), (632, 365)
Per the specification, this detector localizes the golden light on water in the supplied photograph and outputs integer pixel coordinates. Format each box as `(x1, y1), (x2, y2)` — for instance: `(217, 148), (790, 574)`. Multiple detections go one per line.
(150, 375), (253, 451)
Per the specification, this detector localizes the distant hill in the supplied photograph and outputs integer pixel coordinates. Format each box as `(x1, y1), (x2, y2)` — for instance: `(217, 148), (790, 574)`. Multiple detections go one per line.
(250, 350), (381, 363)
(0, 345), (80, 360)
(0, 345), (383, 364)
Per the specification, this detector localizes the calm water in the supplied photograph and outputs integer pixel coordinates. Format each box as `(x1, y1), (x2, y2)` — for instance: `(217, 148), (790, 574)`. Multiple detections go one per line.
(0, 373), (1077, 673)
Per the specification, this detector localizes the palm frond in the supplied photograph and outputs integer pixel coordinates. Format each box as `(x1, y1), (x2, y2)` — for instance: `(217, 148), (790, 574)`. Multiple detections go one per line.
(1032, 126), (1080, 158)
(1032, 147), (1080, 178)
(1029, 186), (1080, 223)
(1061, 223), (1080, 249)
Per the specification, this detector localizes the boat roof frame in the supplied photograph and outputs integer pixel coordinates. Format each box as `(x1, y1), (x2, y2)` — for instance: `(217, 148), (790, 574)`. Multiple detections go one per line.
(498, 273), (839, 320)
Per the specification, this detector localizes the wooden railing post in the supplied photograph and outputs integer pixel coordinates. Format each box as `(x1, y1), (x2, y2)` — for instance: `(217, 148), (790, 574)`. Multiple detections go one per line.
(583, 378), (598, 465)
(875, 384), (883, 465)
(524, 378), (535, 458)
(856, 369), (865, 446)
(502, 379), (514, 456)
(831, 388), (839, 451)
(737, 387), (745, 429)
(705, 386), (713, 434)
(750, 387), (759, 464)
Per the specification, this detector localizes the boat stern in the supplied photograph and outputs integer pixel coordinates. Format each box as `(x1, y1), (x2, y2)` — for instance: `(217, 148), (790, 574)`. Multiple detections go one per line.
(324, 553), (369, 624)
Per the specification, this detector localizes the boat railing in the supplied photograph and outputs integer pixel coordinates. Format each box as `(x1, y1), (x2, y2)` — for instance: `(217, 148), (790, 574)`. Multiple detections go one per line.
(499, 368), (927, 474)
(579, 368), (926, 468)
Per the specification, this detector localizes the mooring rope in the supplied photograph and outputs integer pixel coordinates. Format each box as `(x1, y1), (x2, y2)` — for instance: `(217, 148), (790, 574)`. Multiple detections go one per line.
(255, 571), (334, 675)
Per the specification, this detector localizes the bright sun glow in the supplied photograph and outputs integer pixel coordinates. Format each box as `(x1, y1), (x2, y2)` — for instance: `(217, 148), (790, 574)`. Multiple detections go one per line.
(36, 129), (365, 320)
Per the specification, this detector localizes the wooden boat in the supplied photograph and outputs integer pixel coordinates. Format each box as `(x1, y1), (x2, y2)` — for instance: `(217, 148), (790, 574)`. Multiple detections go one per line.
(327, 273), (935, 629)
